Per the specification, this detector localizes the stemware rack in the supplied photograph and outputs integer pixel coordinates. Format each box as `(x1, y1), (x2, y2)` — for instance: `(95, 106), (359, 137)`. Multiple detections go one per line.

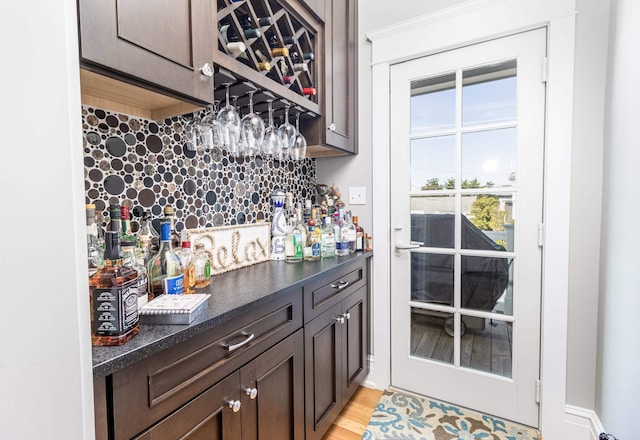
(214, 0), (321, 122)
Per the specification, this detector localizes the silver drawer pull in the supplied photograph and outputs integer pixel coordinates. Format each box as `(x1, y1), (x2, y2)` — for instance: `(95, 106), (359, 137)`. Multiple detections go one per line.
(224, 333), (255, 352)
(335, 316), (345, 325)
(343, 312), (351, 320)
(228, 400), (241, 412)
(331, 280), (350, 290)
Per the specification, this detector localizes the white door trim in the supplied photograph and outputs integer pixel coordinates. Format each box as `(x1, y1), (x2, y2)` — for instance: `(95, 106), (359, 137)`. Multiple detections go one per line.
(367, 0), (576, 436)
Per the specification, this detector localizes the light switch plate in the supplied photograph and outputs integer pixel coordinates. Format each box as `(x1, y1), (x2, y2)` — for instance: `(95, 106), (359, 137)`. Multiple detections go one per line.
(349, 186), (366, 205)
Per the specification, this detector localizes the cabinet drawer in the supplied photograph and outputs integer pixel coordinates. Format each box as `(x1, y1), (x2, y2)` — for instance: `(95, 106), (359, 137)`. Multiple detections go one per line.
(111, 289), (302, 440)
(303, 260), (367, 323)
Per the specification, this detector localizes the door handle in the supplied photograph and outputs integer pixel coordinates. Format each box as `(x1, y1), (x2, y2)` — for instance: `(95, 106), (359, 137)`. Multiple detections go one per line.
(395, 241), (423, 250)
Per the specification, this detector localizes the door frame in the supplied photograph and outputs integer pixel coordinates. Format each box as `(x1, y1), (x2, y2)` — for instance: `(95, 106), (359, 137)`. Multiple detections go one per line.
(366, 0), (577, 436)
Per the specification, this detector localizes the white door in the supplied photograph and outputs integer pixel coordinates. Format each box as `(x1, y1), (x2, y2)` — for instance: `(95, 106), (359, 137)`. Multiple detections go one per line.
(390, 28), (546, 427)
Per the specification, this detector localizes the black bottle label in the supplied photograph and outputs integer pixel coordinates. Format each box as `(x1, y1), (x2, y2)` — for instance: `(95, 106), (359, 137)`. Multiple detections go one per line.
(92, 283), (138, 336)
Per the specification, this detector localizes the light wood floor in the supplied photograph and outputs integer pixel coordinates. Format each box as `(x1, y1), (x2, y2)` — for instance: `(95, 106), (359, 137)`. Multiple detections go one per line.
(323, 387), (383, 440)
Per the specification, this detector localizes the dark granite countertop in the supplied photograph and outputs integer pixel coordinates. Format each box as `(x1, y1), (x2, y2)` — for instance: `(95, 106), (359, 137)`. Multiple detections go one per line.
(92, 251), (372, 377)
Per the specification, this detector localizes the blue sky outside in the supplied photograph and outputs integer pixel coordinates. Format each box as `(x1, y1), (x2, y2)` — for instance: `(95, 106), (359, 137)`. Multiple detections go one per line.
(410, 74), (517, 191)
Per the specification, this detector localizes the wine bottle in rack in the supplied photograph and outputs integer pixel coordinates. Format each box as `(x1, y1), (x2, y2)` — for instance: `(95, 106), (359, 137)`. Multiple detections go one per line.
(279, 59), (290, 75)
(292, 63), (308, 72)
(302, 87), (316, 96)
(219, 24), (247, 56)
(271, 47), (289, 57)
(282, 75), (294, 84)
(220, 22), (260, 41)
(303, 52), (315, 61)
(282, 35), (297, 45)
(290, 51), (300, 63)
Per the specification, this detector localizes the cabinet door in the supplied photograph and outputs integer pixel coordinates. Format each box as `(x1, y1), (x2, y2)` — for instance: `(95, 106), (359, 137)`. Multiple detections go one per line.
(241, 330), (305, 440)
(134, 372), (242, 440)
(342, 286), (368, 403)
(323, 0), (357, 153)
(78, 0), (214, 103)
(304, 303), (343, 440)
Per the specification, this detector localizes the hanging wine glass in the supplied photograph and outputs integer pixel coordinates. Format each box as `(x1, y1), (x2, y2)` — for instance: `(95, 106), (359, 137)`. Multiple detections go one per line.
(240, 91), (265, 158)
(277, 105), (296, 160)
(216, 83), (241, 156)
(262, 100), (279, 157)
(183, 113), (200, 151)
(199, 103), (220, 151)
(292, 111), (307, 161)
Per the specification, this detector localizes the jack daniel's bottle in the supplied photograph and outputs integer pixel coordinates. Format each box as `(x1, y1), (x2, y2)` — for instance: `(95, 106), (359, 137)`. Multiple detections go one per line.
(89, 231), (139, 346)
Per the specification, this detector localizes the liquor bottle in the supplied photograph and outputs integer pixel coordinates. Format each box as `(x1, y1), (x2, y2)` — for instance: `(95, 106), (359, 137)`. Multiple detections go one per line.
(321, 216), (336, 258)
(335, 210), (350, 256)
(121, 239), (150, 309)
(147, 220), (184, 297)
(108, 204), (122, 235)
(89, 230), (139, 346)
(136, 210), (158, 253)
(346, 211), (357, 254)
(179, 239), (196, 294)
(285, 213), (303, 263)
(163, 206), (181, 249)
(271, 190), (287, 260)
(120, 205), (138, 244)
(304, 209), (321, 262)
(353, 215), (365, 251)
(303, 199), (312, 224)
(194, 243), (212, 288)
(86, 204), (103, 272)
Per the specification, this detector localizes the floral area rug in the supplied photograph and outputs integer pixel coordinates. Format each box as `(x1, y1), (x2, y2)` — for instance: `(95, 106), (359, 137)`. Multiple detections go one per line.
(362, 389), (540, 440)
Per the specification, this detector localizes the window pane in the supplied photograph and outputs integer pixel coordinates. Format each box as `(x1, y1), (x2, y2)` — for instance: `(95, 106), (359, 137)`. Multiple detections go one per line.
(411, 73), (456, 134)
(410, 195), (455, 216)
(411, 136), (455, 191)
(462, 60), (517, 127)
(411, 253), (454, 306)
(411, 307), (454, 365)
(461, 256), (512, 316)
(461, 193), (515, 251)
(411, 211), (455, 249)
(460, 319), (512, 378)
(461, 128), (517, 188)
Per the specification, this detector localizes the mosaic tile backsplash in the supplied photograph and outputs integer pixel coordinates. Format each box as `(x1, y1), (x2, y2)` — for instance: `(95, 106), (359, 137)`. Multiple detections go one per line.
(82, 106), (316, 233)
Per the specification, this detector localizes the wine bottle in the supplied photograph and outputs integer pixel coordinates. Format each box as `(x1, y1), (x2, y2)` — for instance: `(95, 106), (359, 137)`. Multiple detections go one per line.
(271, 47), (289, 57)
(282, 35), (296, 45)
(302, 87), (316, 96)
(293, 63), (308, 72)
(303, 52), (315, 61)
(282, 75), (294, 84)
(147, 220), (184, 297)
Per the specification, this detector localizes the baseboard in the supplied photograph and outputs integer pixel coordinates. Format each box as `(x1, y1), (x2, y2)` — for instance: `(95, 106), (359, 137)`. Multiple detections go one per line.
(565, 405), (604, 440)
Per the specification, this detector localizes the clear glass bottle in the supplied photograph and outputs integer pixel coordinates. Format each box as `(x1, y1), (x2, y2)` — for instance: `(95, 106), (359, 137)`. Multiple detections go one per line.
(147, 220), (184, 298)
(86, 203), (103, 272)
(179, 239), (196, 294)
(121, 239), (150, 309)
(163, 206), (181, 249)
(194, 243), (212, 288)
(335, 209), (350, 257)
(346, 211), (357, 254)
(89, 231), (139, 346)
(285, 214), (303, 263)
(353, 215), (365, 252)
(321, 217), (336, 258)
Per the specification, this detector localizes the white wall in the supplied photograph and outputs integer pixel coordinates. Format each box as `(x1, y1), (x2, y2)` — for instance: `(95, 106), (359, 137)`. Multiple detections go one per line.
(566, 0), (609, 409)
(597, 0), (640, 437)
(0, 1), (94, 439)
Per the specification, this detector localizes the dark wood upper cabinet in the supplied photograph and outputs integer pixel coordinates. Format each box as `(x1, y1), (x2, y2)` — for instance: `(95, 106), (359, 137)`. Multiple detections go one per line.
(302, 0), (358, 155)
(78, 0), (215, 104)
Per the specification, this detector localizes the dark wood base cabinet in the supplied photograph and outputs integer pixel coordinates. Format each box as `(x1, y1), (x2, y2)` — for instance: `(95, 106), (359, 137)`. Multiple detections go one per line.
(304, 286), (368, 440)
(93, 256), (370, 440)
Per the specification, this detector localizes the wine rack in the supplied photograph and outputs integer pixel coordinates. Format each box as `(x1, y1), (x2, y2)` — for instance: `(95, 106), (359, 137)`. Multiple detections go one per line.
(215, 0), (321, 118)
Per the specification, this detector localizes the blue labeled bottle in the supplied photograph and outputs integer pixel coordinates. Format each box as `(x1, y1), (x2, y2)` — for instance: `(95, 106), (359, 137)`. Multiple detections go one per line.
(147, 220), (184, 298)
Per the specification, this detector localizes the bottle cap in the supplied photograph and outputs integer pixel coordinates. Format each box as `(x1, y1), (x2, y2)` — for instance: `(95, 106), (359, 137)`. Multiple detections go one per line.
(121, 239), (137, 248)
(120, 205), (130, 219)
(181, 241), (191, 248)
(109, 204), (121, 219)
(353, 215), (359, 223)
(163, 206), (175, 215)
